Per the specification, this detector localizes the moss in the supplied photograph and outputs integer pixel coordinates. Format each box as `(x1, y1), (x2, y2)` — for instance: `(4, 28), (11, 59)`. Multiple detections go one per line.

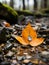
(16, 10), (34, 16)
(3, 4), (18, 16)
(34, 11), (43, 18)
(34, 8), (49, 18)
(39, 8), (49, 15)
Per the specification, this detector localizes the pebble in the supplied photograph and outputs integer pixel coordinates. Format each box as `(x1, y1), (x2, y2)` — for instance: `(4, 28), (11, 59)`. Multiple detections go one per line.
(0, 55), (4, 62)
(26, 55), (32, 59)
(23, 59), (30, 63)
(12, 47), (16, 52)
(0, 27), (7, 42)
(4, 42), (13, 50)
(40, 51), (49, 59)
(27, 62), (33, 65)
(17, 55), (26, 61)
(41, 51), (49, 55)
(42, 35), (46, 38)
(12, 60), (17, 64)
(0, 61), (11, 65)
(5, 51), (14, 58)
(13, 31), (17, 35)
(14, 43), (19, 47)
(31, 59), (39, 64)
(9, 38), (14, 42)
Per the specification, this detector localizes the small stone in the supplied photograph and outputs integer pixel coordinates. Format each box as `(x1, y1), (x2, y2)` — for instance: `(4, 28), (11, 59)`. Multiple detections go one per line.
(23, 53), (28, 55)
(42, 35), (46, 38)
(0, 27), (7, 43)
(1, 44), (5, 47)
(30, 47), (36, 52)
(17, 55), (25, 61)
(13, 29), (16, 32)
(9, 38), (14, 42)
(23, 59), (30, 63)
(31, 59), (39, 64)
(26, 55), (32, 59)
(1, 61), (11, 65)
(5, 51), (14, 58)
(44, 45), (47, 50)
(0, 55), (4, 62)
(27, 62), (33, 65)
(39, 60), (47, 65)
(41, 51), (49, 55)
(12, 47), (16, 52)
(14, 43), (19, 47)
(43, 42), (46, 44)
(12, 60), (17, 64)
(12, 55), (16, 60)
(17, 56), (23, 61)
(13, 31), (17, 35)
(46, 39), (49, 44)
(42, 58), (47, 62)
(4, 42), (13, 50)
(40, 51), (49, 59)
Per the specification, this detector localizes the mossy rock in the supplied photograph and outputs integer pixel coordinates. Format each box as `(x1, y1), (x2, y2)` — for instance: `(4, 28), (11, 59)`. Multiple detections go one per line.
(41, 8), (49, 13)
(34, 10), (49, 18)
(39, 8), (49, 17)
(16, 10), (34, 16)
(0, 3), (18, 24)
(34, 11), (44, 18)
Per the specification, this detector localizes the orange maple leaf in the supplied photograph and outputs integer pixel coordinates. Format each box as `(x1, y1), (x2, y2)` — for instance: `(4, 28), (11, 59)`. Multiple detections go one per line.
(13, 23), (44, 46)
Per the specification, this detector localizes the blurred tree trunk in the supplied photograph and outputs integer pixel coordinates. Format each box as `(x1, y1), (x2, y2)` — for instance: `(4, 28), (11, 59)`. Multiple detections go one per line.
(27, 0), (29, 9)
(47, 0), (49, 8)
(22, 0), (25, 10)
(44, 0), (47, 8)
(10, 0), (14, 8)
(2, 0), (7, 4)
(41, 0), (47, 9)
(34, 0), (37, 10)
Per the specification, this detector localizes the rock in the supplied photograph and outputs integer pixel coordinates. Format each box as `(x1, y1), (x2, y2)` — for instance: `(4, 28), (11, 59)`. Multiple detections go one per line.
(0, 55), (4, 62)
(1, 44), (5, 48)
(0, 61), (11, 65)
(40, 51), (49, 59)
(26, 55), (32, 59)
(42, 35), (47, 38)
(17, 55), (26, 61)
(14, 43), (19, 47)
(31, 59), (39, 64)
(43, 42), (46, 45)
(9, 38), (14, 42)
(0, 3), (18, 24)
(27, 62), (33, 65)
(12, 55), (16, 60)
(5, 51), (14, 59)
(46, 39), (49, 44)
(4, 42), (13, 50)
(12, 47), (17, 52)
(41, 51), (49, 55)
(13, 31), (17, 35)
(1, 21), (11, 27)
(0, 27), (7, 43)
(12, 60), (17, 64)
(23, 59), (30, 63)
